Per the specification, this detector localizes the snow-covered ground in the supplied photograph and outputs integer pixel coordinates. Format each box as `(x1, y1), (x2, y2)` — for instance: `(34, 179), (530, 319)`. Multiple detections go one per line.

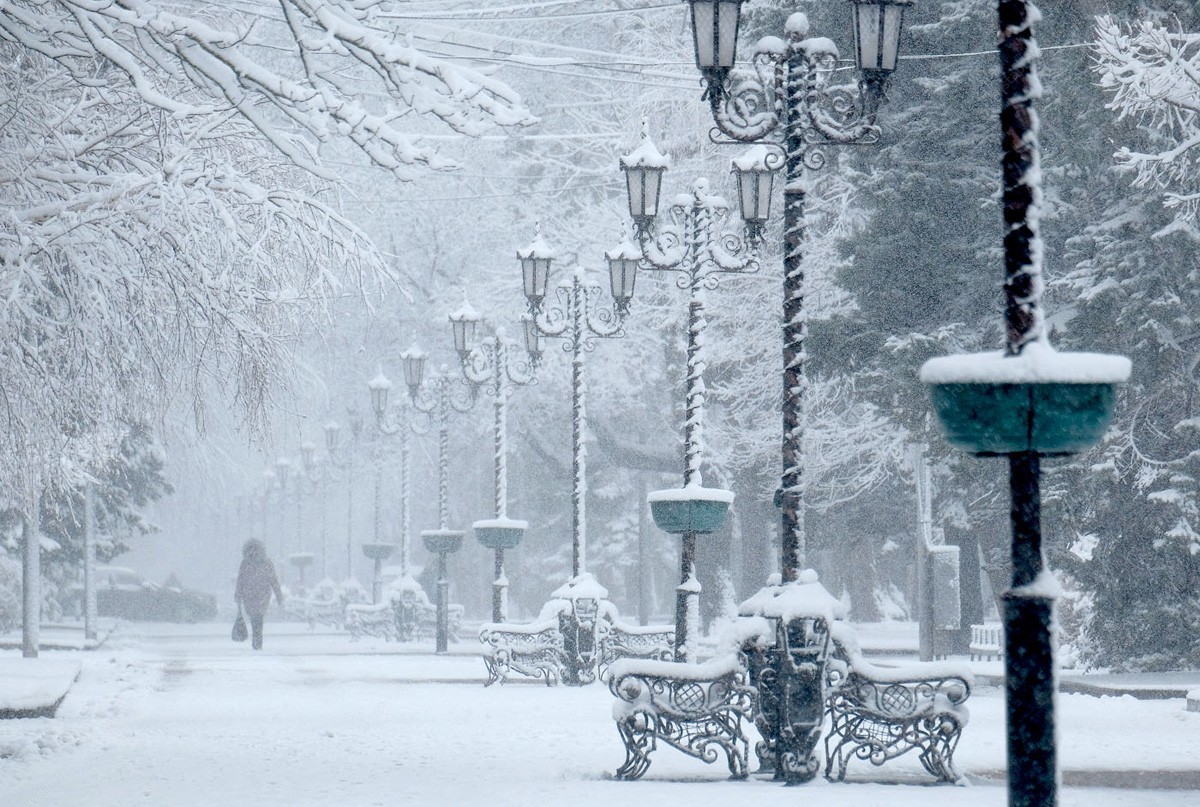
(2, 622), (1198, 806)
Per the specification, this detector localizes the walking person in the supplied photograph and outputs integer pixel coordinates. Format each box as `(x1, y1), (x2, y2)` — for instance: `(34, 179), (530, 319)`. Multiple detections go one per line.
(234, 539), (284, 650)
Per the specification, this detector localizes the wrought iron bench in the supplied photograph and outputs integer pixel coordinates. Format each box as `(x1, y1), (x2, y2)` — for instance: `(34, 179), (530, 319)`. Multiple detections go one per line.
(598, 621), (675, 677)
(608, 653), (755, 781)
(823, 624), (972, 784)
(345, 599), (397, 641)
(480, 616), (565, 686)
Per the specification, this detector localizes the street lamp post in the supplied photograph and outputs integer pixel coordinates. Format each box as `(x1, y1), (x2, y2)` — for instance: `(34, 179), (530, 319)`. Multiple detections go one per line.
(401, 347), (477, 654)
(688, 0), (912, 580)
(919, 3), (1130, 805)
(367, 375), (413, 579)
(685, 0), (913, 783)
(300, 419), (346, 581)
(448, 301), (537, 624)
(326, 410), (364, 582)
(616, 133), (771, 662)
(518, 229), (635, 684)
(519, 231), (635, 581)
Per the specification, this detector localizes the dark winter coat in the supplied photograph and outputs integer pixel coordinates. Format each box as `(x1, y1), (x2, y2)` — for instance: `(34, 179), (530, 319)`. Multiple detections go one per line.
(235, 540), (283, 618)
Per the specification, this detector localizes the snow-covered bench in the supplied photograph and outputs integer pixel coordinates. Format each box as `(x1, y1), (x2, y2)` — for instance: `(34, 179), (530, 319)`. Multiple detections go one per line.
(480, 616), (565, 686)
(480, 593), (674, 686)
(598, 621), (675, 676)
(345, 599), (397, 641)
(969, 622), (1004, 661)
(608, 653), (754, 781)
(824, 624), (972, 784)
(293, 578), (346, 630)
(346, 590), (463, 644)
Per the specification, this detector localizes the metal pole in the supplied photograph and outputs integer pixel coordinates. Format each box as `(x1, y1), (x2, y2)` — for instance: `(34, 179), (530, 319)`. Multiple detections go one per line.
(319, 473), (328, 579)
(493, 340), (509, 622)
(1006, 452), (1053, 806)
(22, 512), (39, 658)
(570, 276), (587, 578)
(83, 480), (97, 642)
(436, 550), (450, 654)
(400, 416), (411, 577)
(346, 453), (355, 580)
(1000, 0), (1054, 803)
(780, 46), (810, 582)
(913, 443), (934, 661)
(438, 383), (450, 530)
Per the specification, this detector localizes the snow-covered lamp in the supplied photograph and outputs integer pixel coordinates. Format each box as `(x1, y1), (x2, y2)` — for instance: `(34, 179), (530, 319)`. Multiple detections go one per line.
(849, 0), (914, 75)
(300, 441), (316, 473)
(448, 304), (480, 357)
(520, 314), (541, 364)
(687, 0), (745, 71)
(605, 238), (640, 315)
(731, 145), (776, 229)
(275, 457), (291, 487)
(517, 229), (555, 310)
(324, 420), (340, 453)
(401, 346), (427, 393)
(368, 369), (393, 419)
(347, 407), (363, 439)
(620, 133), (669, 231)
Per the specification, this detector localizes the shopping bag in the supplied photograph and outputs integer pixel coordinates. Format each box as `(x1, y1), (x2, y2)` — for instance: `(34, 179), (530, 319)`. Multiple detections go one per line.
(232, 611), (248, 642)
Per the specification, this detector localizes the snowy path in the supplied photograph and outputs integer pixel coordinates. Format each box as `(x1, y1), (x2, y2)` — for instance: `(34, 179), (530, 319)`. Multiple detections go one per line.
(1, 623), (1198, 806)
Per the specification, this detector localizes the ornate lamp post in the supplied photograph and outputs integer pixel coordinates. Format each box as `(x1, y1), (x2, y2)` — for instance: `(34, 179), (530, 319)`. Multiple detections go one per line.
(616, 132), (772, 662)
(518, 229), (635, 684)
(367, 374), (414, 579)
(300, 419), (349, 581)
(519, 230), (634, 585)
(276, 456), (314, 591)
(401, 346), (477, 654)
(448, 300), (537, 624)
(920, 2), (1130, 804)
(324, 409), (364, 582)
(685, 0), (913, 783)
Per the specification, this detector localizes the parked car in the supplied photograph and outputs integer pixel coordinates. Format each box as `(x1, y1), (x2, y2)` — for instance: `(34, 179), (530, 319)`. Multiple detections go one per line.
(72, 566), (217, 623)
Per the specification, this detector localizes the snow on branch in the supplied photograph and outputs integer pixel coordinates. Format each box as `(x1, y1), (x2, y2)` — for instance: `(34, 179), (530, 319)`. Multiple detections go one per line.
(0, 41), (391, 503)
(0, 0), (536, 180)
(1093, 15), (1200, 230)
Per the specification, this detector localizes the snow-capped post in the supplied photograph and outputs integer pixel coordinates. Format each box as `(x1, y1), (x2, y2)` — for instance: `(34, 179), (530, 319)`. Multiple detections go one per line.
(449, 299), (537, 624)
(686, 0), (913, 784)
(615, 131), (770, 661)
(402, 353), (477, 654)
(920, 2), (1131, 805)
(518, 231), (632, 684)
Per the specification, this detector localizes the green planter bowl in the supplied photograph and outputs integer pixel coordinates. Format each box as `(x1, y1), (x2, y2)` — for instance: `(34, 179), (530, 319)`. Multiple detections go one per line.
(928, 382), (1117, 456)
(648, 487), (734, 535)
(359, 542), (395, 562)
(922, 348), (1130, 457)
(473, 520), (527, 551)
(288, 552), (315, 569)
(421, 529), (464, 554)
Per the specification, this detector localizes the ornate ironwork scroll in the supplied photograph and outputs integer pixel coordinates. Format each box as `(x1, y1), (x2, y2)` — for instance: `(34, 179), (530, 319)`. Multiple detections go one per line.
(743, 615), (832, 783)
(609, 657), (755, 781)
(823, 647), (971, 783)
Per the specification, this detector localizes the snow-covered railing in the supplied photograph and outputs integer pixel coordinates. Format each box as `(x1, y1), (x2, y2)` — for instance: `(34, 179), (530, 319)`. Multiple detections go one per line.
(823, 623), (973, 784)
